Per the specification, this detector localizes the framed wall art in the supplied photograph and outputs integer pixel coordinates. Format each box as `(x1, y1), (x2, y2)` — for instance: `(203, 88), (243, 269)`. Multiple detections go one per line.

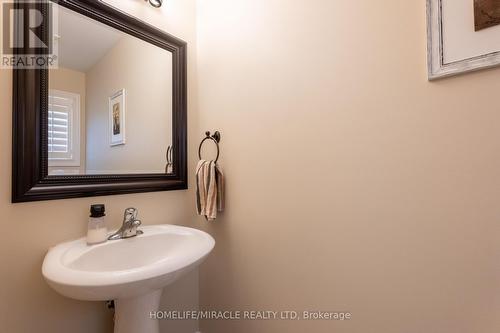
(427, 0), (500, 80)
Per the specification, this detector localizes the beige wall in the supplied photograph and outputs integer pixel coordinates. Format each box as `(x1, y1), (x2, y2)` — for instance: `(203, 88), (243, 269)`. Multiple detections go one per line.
(0, 0), (198, 332)
(49, 66), (87, 174)
(196, 1), (500, 333)
(86, 36), (172, 174)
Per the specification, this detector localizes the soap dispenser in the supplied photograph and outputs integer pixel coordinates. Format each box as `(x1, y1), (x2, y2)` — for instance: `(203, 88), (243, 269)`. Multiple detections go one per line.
(87, 204), (108, 245)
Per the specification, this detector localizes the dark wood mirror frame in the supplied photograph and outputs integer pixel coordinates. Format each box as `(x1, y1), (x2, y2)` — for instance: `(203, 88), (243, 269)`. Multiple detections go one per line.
(12, 0), (187, 203)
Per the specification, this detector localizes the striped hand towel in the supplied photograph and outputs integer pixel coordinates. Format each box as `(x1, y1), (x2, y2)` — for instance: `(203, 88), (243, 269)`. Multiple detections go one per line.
(196, 160), (224, 221)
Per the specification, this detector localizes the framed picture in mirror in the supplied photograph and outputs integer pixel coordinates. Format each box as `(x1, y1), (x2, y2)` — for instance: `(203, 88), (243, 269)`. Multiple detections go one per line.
(109, 89), (126, 146)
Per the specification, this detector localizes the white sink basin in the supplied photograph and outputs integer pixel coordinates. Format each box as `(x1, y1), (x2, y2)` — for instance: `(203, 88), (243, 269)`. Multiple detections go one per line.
(42, 224), (215, 333)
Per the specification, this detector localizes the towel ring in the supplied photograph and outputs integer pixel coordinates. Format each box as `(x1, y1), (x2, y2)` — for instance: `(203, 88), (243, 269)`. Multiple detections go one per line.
(198, 131), (221, 163)
(165, 145), (173, 173)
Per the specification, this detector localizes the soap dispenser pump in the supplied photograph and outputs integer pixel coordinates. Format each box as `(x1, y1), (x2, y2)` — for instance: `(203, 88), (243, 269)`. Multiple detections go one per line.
(87, 204), (108, 245)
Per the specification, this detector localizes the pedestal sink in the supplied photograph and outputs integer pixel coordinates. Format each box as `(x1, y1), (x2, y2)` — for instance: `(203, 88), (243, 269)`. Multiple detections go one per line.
(42, 225), (215, 333)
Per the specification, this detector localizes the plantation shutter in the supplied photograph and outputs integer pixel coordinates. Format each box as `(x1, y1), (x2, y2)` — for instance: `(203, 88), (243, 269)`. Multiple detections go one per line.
(48, 90), (80, 166)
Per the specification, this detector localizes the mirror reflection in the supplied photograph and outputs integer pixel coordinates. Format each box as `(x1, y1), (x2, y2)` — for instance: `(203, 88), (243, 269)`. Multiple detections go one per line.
(48, 6), (173, 176)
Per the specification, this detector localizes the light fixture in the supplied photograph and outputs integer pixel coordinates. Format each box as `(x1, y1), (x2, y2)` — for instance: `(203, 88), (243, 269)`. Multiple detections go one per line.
(145, 0), (163, 8)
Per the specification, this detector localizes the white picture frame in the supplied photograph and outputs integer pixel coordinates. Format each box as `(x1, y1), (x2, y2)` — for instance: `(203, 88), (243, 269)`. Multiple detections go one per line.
(427, 0), (500, 80)
(109, 89), (126, 146)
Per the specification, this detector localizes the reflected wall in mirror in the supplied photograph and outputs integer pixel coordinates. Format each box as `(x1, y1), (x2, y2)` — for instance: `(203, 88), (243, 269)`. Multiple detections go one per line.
(48, 6), (173, 176)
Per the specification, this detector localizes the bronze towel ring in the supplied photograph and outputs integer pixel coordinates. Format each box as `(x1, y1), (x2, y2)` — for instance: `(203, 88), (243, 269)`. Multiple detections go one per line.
(198, 131), (221, 163)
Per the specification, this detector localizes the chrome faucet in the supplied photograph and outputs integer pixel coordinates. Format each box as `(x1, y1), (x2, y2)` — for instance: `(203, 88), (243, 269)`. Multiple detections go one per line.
(108, 208), (144, 240)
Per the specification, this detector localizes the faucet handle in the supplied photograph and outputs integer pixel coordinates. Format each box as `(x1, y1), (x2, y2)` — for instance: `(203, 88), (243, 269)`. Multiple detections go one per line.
(123, 219), (143, 237)
(123, 207), (138, 224)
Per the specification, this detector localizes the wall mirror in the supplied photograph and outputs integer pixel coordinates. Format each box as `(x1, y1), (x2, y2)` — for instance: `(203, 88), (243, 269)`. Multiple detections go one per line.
(12, 0), (187, 202)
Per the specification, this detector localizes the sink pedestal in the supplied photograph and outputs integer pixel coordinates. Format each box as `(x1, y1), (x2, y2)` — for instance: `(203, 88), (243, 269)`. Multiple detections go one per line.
(114, 290), (162, 333)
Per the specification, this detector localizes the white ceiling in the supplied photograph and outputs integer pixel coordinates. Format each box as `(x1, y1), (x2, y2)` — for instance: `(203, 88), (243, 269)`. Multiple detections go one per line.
(56, 6), (123, 72)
